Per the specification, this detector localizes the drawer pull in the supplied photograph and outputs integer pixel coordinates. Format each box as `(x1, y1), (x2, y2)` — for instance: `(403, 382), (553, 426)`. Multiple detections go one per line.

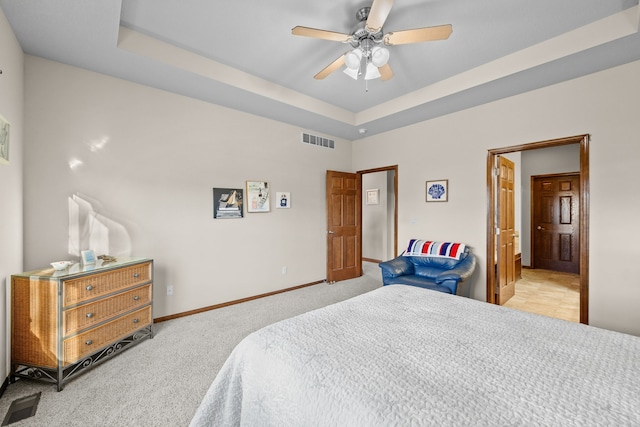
(133, 273), (140, 278)
(133, 318), (139, 324)
(85, 340), (93, 346)
(86, 285), (93, 291)
(133, 295), (140, 301)
(86, 312), (94, 319)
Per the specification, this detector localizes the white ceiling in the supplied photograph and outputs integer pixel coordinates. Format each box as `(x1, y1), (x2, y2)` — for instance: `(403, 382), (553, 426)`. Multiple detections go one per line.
(2, 0), (639, 140)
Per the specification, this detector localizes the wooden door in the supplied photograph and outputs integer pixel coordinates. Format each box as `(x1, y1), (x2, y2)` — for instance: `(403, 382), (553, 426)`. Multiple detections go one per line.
(532, 174), (580, 274)
(326, 171), (362, 283)
(497, 156), (516, 304)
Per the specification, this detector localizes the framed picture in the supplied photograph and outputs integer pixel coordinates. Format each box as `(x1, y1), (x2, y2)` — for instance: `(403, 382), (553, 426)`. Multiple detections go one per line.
(426, 179), (448, 202)
(0, 113), (10, 165)
(246, 181), (270, 212)
(213, 188), (244, 218)
(366, 189), (379, 205)
(81, 249), (96, 265)
(276, 192), (291, 209)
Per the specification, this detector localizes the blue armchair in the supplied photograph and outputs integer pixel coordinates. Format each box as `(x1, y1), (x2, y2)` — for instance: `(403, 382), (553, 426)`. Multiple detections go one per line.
(379, 244), (476, 295)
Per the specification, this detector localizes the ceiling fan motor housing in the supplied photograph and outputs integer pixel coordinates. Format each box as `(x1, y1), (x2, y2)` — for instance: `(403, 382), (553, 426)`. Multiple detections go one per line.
(350, 6), (383, 49)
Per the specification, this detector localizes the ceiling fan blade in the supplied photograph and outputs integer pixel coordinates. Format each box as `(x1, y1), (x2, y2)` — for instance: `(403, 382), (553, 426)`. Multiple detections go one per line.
(384, 24), (453, 45)
(366, 0), (394, 33)
(292, 26), (352, 43)
(379, 63), (394, 81)
(314, 53), (347, 80)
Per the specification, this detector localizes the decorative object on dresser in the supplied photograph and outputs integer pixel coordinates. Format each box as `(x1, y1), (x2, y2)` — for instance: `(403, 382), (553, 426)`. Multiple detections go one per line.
(80, 249), (96, 265)
(11, 258), (154, 391)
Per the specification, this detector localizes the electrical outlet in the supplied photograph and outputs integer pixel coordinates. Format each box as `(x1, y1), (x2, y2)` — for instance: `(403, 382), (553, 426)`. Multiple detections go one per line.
(166, 285), (174, 296)
(281, 266), (287, 275)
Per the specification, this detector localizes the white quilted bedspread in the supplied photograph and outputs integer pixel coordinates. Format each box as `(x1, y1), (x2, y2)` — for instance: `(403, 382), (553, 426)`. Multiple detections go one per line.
(190, 285), (640, 426)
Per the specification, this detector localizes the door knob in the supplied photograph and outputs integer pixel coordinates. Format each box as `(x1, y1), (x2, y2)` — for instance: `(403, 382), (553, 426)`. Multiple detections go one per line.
(328, 230), (334, 234)
(537, 226), (544, 230)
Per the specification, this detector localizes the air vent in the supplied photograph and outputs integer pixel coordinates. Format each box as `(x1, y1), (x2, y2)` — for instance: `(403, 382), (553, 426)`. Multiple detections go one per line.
(2, 393), (41, 425)
(302, 132), (334, 149)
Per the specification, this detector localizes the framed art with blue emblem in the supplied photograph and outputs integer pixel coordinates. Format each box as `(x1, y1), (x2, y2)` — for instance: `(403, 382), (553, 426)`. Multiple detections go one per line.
(426, 179), (448, 202)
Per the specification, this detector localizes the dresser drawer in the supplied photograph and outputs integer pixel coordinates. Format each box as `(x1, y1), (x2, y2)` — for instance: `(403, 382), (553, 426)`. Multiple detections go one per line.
(63, 262), (152, 307)
(63, 284), (152, 336)
(63, 306), (152, 365)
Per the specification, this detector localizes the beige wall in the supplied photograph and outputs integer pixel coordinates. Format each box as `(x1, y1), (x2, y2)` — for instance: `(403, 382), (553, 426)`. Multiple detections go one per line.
(23, 56), (352, 318)
(353, 59), (640, 336)
(0, 8), (24, 386)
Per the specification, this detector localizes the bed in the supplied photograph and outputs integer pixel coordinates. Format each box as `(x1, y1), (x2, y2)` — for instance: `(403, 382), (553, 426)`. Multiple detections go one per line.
(190, 285), (640, 426)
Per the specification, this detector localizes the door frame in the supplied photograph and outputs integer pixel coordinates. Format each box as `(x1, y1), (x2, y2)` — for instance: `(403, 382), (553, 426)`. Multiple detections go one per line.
(357, 165), (399, 259)
(486, 135), (590, 324)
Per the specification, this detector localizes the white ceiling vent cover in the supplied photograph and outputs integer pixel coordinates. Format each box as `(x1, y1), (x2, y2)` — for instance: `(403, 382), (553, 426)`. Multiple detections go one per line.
(302, 132), (335, 149)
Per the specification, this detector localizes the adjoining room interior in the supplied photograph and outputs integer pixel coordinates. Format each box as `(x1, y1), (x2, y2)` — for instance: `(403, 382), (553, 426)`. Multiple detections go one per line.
(361, 166), (397, 264)
(488, 137), (587, 323)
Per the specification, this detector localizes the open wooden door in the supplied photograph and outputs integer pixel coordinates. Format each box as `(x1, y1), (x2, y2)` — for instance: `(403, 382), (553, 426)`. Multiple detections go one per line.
(497, 156), (516, 304)
(326, 170), (362, 283)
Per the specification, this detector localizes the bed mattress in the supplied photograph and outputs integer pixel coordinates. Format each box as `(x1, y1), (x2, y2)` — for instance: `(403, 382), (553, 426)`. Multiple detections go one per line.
(190, 285), (640, 426)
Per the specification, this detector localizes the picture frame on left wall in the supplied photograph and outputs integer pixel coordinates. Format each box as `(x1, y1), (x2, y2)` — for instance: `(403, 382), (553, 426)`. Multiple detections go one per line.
(0, 113), (10, 165)
(213, 188), (244, 218)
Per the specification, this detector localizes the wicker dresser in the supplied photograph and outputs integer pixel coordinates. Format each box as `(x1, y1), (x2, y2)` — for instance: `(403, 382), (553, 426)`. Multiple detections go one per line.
(11, 257), (153, 391)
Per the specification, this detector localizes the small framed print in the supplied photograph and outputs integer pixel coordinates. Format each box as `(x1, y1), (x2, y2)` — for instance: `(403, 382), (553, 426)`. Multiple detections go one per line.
(246, 181), (270, 213)
(366, 189), (379, 205)
(81, 249), (96, 265)
(426, 179), (448, 202)
(276, 192), (291, 209)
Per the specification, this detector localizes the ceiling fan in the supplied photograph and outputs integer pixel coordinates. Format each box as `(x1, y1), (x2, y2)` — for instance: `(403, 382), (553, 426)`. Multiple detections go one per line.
(291, 0), (452, 82)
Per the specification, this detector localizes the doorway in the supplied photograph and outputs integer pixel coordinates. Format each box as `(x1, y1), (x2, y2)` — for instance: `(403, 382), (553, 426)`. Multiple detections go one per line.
(359, 165), (398, 263)
(486, 135), (589, 324)
(325, 166), (398, 283)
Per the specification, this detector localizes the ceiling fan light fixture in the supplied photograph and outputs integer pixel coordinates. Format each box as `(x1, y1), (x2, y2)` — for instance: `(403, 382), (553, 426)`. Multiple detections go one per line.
(343, 66), (360, 80)
(371, 46), (390, 67)
(364, 62), (381, 80)
(344, 49), (363, 69)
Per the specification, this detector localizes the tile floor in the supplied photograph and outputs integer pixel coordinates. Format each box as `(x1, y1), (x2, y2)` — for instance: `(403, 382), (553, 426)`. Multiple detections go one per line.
(502, 268), (580, 323)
